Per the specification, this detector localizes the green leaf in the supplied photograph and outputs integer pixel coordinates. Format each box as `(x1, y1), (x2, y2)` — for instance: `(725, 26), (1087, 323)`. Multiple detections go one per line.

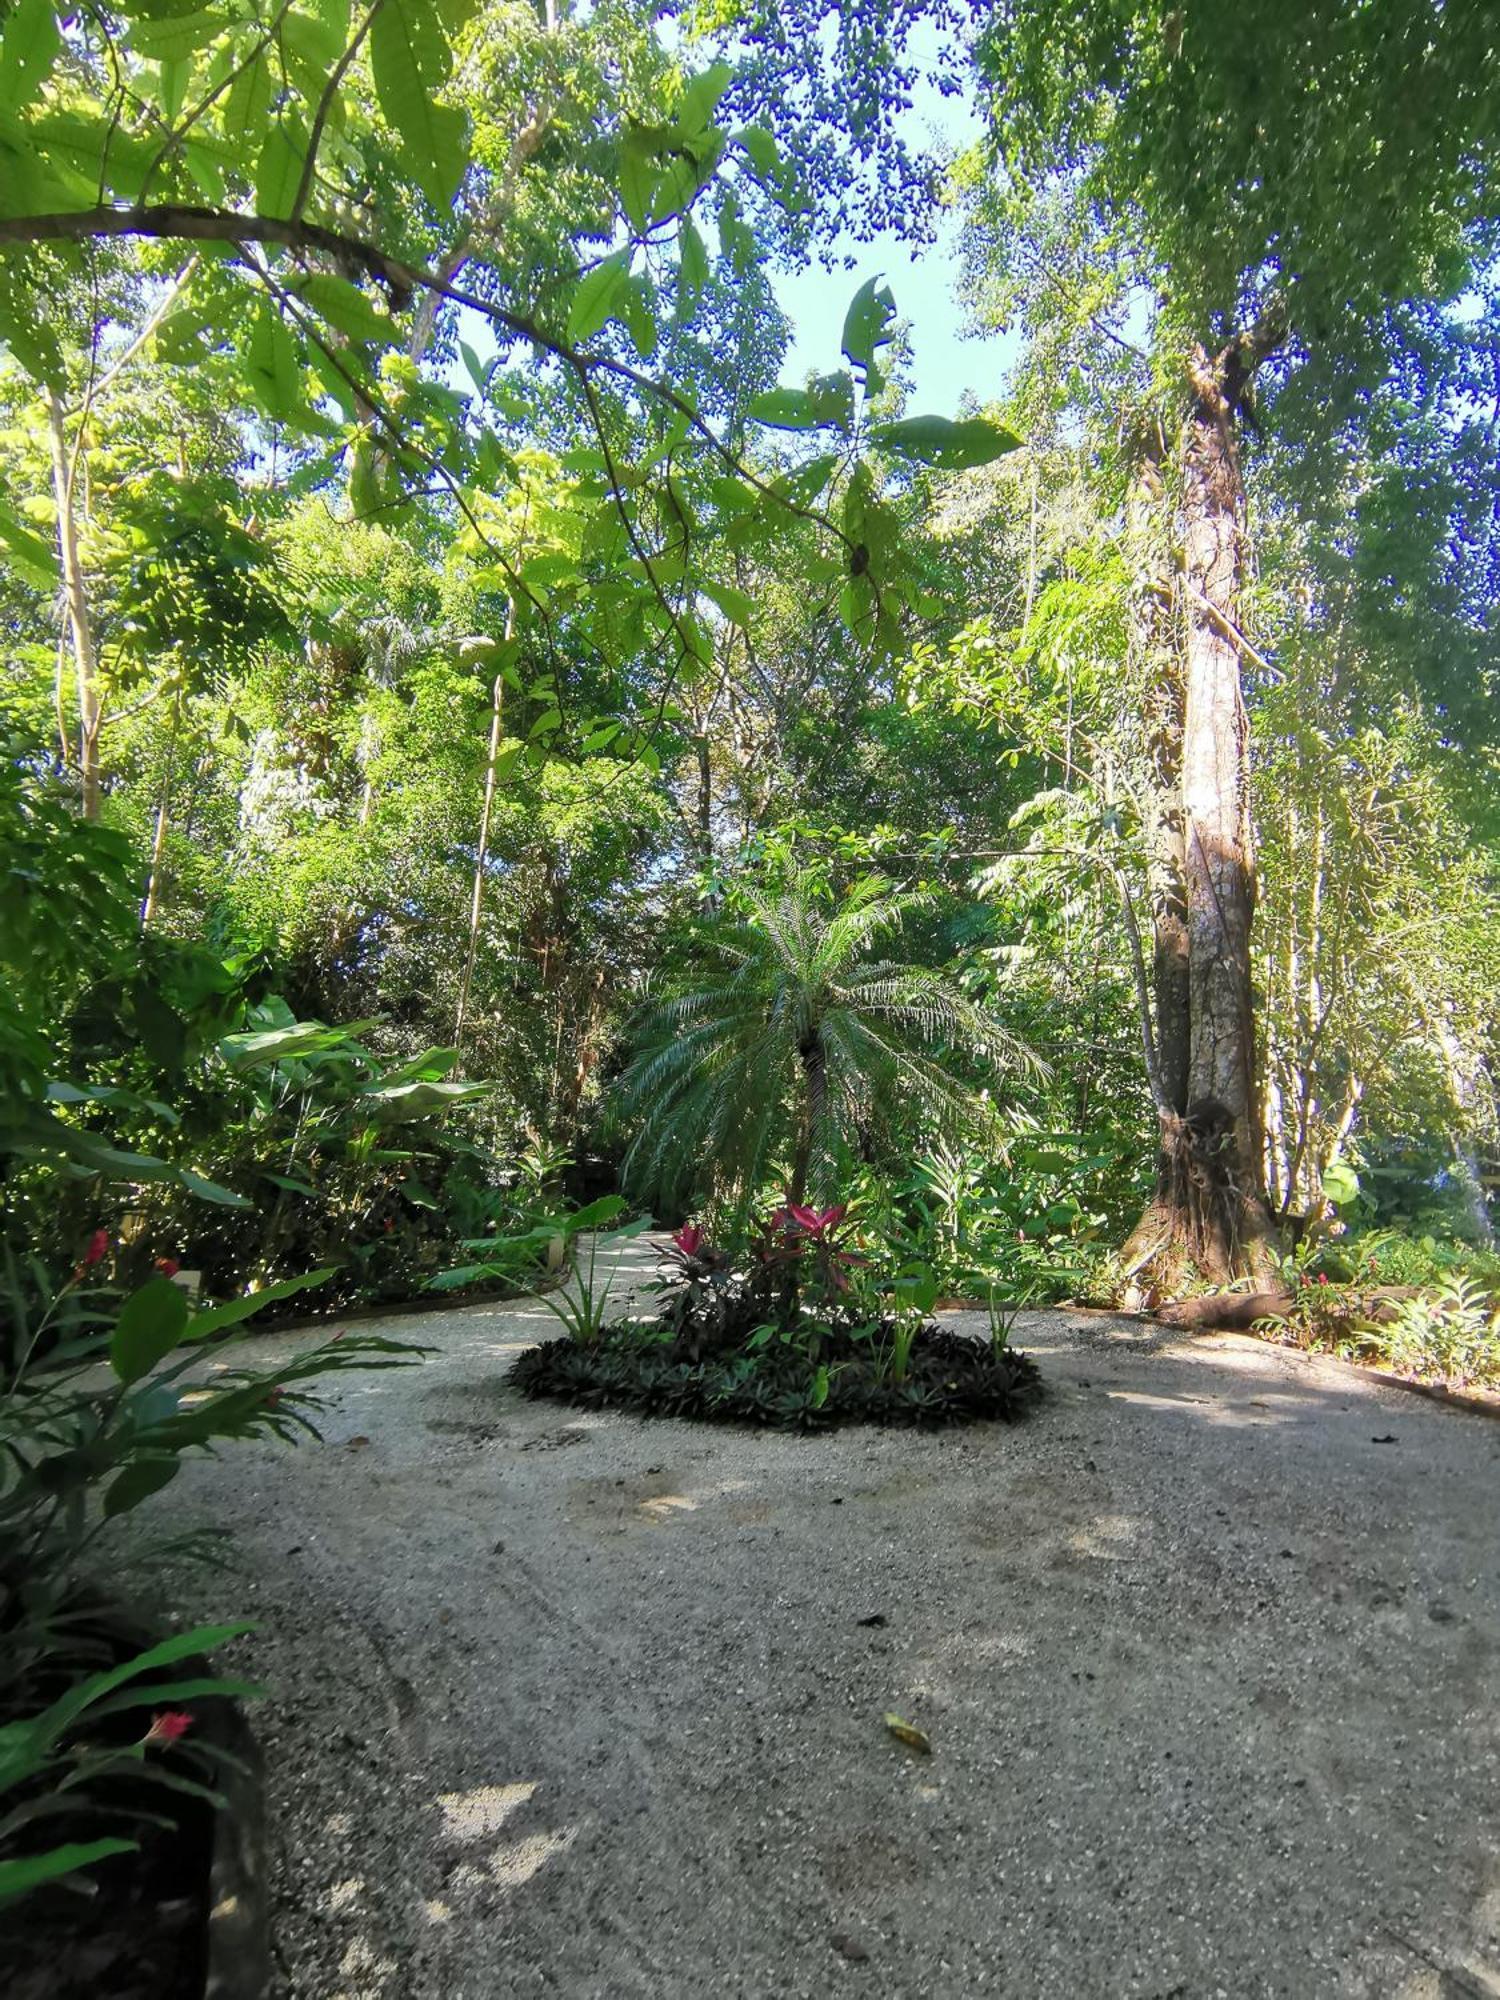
(128, 7), (226, 59)
(0, 0), (61, 111)
(1322, 1161), (1361, 1208)
(618, 124), (661, 233)
(110, 1275), (190, 1384)
(623, 274), (657, 358)
(0, 501), (55, 588)
(563, 1194), (627, 1233)
(677, 60), (734, 134)
(245, 305), (302, 422)
(702, 576), (755, 627)
(567, 247), (632, 344)
(459, 338), (489, 394)
(747, 387), (819, 431)
(301, 273), (391, 346)
(0, 284), (64, 383)
(841, 275), (897, 371)
(868, 414), (1023, 470)
(8, 1624), (256, 1769)
(177, 1167), (250, 1207)
(222, 54), (271, 144)
(736, 125), (781, 180)
(677, 215), (708, 303)
(0, 1841), (138, 1908)
(102, 1454), (181, 1518)
(370, 0), (466, 207)
(184, 1266), (338, 1339)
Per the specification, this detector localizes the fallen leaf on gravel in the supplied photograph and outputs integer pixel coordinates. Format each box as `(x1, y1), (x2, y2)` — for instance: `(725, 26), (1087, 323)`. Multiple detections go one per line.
(883, 1713), (931, 1755)
(831, 1934), (870, 1961)
(345, 1435), (370, 1451)
(1371, 1434), (1397, 1444)
(857, 1613), (887, 1628)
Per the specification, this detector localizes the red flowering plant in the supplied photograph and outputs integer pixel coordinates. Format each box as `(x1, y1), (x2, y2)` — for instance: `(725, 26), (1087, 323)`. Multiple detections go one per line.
(763, 1202), (866, 1305)
(652, 1222), (743, 1355)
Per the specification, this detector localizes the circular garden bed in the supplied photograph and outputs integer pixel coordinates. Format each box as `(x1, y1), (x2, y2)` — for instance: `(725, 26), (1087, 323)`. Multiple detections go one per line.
(510, 1311), (1041, 1431)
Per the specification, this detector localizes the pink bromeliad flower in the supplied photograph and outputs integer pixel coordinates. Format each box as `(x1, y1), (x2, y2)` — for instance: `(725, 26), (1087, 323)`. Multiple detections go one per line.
(80, 1228), (110, 1269)
(671, 1223), (705, 1257)
(144, 1711), (194, 1747)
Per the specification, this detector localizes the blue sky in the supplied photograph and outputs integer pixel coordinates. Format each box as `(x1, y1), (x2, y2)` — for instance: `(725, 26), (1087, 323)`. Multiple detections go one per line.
(766, 35), (1018, 415)
(773, 214), (1017, 417)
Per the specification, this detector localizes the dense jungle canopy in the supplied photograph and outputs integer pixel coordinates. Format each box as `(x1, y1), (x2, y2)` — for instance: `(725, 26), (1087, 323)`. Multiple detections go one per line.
(1, 0), (1497, 1311)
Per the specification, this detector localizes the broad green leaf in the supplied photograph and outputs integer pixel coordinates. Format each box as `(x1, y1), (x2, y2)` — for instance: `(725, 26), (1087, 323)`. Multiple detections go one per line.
(747, 387), (819, 431)
(103, 1454), (181, 1517)
(623, 274), (657, 358)
(737, 125), (781, 181)
(128, 7), (226, 59)
(678, 216), (708, 302)
(222, 54), (271, 143)
(677, 60), (733, 134)
(370, 0), (466, 207)
(869, 413), (1023, 470)
(618, 124), (661, 233)
(567, 247), (632, 345)
(111, 1275), (190, 1383)
(359, 1077), (489, 1120)
(244, 306), (302, 422)
(255, 120), (305, 220)
(0, 502), (55, 588)
(807, 369), (855, 434)
(841, 275), (897, 371)
(301, 273), (391, 345)
(218, 1021), (356, 1070)
(459, 338), (489, 393)
(0, 283), (65, 382)
(702, 576), (755, 626)
(177, 1167), (250, 1207)
(0, 0), (61, 110)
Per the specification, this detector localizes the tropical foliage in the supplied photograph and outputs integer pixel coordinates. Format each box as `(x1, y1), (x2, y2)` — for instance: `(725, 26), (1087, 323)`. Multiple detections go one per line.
(0, 0), (1498, 1929)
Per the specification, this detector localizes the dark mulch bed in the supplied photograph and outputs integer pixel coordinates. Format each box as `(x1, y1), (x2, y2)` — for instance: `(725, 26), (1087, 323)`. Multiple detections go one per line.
(509, 1318), (1043, 1430)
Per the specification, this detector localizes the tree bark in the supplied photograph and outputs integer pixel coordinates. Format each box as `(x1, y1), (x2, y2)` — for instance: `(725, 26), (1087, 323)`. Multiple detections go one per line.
(46, 386), (102, 818)
(453, 604), (515, 1058)
(788, 1033), (828, 1207)
(1121, 324), (1284, 1289)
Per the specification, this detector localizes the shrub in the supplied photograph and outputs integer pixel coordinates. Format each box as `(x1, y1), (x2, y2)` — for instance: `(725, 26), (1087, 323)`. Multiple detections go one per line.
(0, 1251), (421, 1905)
(505, 1210), (1043, 1430)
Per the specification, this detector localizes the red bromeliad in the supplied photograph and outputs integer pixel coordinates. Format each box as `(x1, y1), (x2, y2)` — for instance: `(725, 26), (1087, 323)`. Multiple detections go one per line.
(143, 1711), (194, 1747)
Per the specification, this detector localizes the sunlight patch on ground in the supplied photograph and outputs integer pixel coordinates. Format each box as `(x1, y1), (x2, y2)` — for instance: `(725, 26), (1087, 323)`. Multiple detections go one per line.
(1066, 1512), (1138, 1558)
(334, 1934), (399, 1998)
(639, 1493), (698, 1520)
(436, 1781), (537, 1843)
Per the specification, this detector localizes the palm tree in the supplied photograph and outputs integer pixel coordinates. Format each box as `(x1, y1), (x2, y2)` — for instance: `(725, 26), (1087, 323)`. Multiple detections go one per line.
(617, 878), (1042, 1210)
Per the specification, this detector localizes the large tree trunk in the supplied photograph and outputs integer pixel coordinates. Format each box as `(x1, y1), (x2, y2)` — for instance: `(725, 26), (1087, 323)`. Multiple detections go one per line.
(1122, 326), (1283, 1290)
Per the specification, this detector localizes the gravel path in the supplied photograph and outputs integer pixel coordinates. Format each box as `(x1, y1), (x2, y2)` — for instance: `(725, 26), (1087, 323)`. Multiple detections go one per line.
(169, 1237), (1500, 1998)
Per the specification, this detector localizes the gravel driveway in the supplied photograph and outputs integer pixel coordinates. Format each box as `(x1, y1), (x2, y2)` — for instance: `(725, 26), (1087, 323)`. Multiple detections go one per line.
(171, 1237), (1500, 1998)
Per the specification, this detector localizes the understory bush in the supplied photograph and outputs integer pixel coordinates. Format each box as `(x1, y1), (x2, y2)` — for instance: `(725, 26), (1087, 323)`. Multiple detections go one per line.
(504, 1208), (1043, 1430)
(1266, 1268), (1500, 1389)
(0, 1251), (421, 1905)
